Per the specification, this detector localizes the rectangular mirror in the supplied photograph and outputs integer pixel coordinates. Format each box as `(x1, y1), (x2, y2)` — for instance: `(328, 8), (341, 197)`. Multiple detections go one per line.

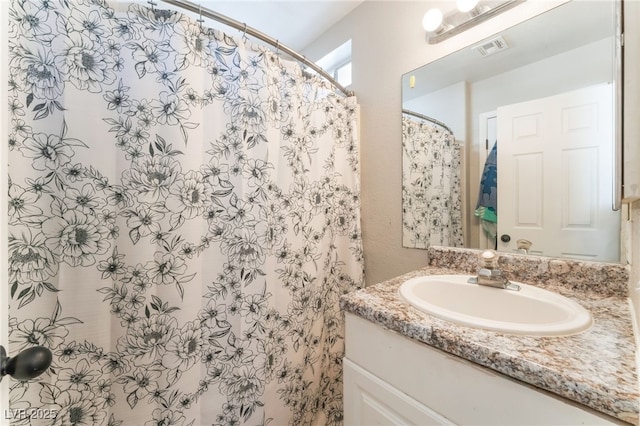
(401, 0), (622, 263)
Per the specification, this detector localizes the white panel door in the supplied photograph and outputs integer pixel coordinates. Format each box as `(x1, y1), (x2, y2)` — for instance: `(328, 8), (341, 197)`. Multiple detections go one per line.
(497, 84), (620, 261)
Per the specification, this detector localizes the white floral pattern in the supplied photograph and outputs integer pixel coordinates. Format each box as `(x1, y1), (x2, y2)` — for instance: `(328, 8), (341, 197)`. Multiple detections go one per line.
(402, 114), (463, 249)
(7, 1), (364, 424)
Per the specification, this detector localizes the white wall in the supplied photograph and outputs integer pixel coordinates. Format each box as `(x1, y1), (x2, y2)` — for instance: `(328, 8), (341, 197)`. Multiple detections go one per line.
(624, 1), (640, 350)
(403, 81), (468, 139)
(303, 0), (565, 285)
(632, 201), (640, 336)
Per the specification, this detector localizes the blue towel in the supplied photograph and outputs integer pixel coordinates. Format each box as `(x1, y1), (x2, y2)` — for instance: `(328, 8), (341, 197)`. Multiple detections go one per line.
(475, 143), (497, 241)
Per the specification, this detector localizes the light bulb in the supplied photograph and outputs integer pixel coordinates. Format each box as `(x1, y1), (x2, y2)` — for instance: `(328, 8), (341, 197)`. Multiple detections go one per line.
(457, 0), (479, 13)
(422, 8), (443, 32)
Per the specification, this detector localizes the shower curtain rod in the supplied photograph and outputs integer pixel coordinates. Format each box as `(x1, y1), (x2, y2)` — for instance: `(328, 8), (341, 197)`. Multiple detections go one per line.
(402, 109), (453, 135)
(156, 0), (354, 97)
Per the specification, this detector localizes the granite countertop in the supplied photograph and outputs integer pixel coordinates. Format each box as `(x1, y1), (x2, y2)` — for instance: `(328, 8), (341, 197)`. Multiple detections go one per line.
(340, 247), (639, 425)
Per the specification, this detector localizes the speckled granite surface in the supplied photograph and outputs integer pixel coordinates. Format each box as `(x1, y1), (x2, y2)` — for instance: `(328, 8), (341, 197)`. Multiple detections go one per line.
(341, 247), (638, 424)
(428, 246), (630, 297)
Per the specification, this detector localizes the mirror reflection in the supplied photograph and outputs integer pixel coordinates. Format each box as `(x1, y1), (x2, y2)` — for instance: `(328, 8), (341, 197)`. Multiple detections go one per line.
(401, 0), (621, 263)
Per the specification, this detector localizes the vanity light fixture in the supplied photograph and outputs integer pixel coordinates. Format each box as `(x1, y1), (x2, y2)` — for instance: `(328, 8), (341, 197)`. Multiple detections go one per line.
(456, 0), (488, 17)
(423, 0), (526, 44)
(422, 8), (448, 34)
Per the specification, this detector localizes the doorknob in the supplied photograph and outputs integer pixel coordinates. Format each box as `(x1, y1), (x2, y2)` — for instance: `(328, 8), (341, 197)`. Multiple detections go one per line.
(500, 234), (511, 243)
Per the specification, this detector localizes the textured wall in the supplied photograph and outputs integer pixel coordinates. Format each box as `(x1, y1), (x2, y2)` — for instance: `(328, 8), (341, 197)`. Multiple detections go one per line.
(624, 3), (640, 339)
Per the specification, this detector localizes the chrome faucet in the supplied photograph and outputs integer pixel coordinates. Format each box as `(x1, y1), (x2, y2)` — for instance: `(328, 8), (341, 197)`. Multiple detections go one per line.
(467, 250), (521, 291)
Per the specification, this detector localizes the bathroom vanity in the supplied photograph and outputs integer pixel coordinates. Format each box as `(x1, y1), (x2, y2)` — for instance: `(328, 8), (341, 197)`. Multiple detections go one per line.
(340, 247), (639, 425)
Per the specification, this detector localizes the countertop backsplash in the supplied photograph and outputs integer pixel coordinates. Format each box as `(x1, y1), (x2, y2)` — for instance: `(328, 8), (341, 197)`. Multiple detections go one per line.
(427, 246), (630, 297)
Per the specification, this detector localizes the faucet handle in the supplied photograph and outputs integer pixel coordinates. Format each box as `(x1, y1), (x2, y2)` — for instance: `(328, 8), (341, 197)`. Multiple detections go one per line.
(479, 250), (499, 268)
(517, 239), (532, 251)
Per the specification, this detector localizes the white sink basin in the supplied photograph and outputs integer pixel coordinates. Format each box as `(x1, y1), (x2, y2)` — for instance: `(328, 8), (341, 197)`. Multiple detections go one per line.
(398, 275), (592, 336)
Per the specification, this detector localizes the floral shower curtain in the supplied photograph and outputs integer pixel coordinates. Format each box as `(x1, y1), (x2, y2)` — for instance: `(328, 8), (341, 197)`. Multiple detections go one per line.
(402, 114), (463, 249)
(6, 1), (364, 425)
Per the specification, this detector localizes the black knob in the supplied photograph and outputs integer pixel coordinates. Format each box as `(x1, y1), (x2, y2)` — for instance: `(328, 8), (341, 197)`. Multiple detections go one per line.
(500, 234), (511, 243)
(2, 346), (52, 381)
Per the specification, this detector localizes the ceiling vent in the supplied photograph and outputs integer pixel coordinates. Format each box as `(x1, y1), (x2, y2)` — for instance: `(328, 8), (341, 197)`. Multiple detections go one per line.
(472, 35), (510, 57)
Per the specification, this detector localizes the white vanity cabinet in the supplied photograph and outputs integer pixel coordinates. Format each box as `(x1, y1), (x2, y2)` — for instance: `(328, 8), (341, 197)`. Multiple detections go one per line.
(343, 313), (627, 426)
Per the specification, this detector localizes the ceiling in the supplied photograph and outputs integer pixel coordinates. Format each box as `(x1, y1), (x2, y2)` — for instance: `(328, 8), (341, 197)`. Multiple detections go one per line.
(180, 1), (365, 51)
